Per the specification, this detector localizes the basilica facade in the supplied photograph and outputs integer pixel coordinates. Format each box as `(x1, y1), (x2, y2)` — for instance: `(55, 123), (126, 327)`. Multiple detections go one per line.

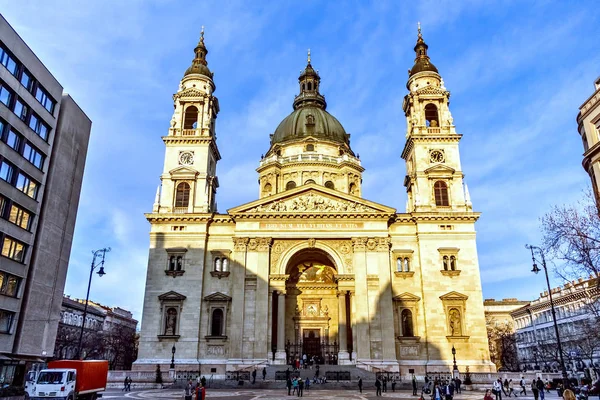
(134, 27), (495, 377)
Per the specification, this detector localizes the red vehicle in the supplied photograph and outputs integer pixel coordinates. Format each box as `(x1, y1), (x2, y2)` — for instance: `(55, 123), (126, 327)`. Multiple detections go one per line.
(25, 360), (108, 400)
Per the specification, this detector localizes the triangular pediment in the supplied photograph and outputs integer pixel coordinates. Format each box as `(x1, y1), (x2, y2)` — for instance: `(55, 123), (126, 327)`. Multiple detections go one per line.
(203, 292), (232, 302)
(169, 166), (199, 179)
(174, 87), (207, 99)
(415, 85), (447, 96)
(228, 184), (396, 215)
(158, 291), (187, 301)
(424, 164), (456, 175)
(393, 292), (421, 302)
(439, 291), (469, 301)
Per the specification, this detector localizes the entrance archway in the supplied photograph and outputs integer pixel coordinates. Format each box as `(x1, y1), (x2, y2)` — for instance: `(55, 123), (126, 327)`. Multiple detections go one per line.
(283, 248), (340, 365)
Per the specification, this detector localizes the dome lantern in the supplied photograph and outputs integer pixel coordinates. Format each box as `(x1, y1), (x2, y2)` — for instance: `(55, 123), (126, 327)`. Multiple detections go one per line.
(184, 26), (213, 78)
(408, 22), (439, 77)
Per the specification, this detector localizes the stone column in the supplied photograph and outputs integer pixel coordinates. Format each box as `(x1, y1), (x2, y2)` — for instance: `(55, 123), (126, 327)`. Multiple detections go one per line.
(274, 290), (287, 364)
(253, 237), (271, 361)
(228, 237), (248, 364)
(338, 290), (350, 364)
(352, 237), (371, 361)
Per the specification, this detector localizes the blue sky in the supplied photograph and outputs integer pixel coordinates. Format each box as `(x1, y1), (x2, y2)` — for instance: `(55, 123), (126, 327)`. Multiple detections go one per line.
(2, 2), (598, 324)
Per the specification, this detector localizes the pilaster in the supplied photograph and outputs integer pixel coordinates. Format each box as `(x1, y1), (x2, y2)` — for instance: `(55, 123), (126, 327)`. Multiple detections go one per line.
(228, 237), (248, 362)
(351, 237), (370, 360)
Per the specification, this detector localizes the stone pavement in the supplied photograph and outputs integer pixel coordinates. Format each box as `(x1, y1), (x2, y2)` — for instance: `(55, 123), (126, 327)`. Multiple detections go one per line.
(102, 388), (565, 400)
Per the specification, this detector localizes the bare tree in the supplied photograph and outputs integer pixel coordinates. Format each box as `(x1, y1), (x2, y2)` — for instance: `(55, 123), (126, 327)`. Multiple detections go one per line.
(102, 324), (137, 370)
(541, 189), (600, 282)
(487, 318), (520, 371)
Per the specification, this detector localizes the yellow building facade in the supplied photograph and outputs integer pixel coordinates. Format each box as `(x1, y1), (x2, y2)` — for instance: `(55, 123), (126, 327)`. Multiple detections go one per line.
(134, 28), (495, 377)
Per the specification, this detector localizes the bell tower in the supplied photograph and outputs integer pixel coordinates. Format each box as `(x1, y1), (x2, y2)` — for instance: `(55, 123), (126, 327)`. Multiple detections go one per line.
(401, 24), (472, 213)
(154, 27), (220, 214)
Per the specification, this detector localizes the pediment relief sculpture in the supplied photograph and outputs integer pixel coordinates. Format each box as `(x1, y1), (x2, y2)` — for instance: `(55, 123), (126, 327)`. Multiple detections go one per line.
(247, 193), (377, 213)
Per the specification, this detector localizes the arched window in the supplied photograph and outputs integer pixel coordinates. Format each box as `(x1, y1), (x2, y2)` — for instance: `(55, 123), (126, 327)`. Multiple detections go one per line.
(349, 183), (357, 195)
(424, 103), (439, 127)
(404, 257), (410, 272)
(222, 258), (229, 272)
(215, 258), (222, 272)
(169, 256), (176, 271)
(448, 308), (462, 336)
(401, 309), (414, 337)
(443, 255), (449, 270)
(286, 181), (297, 190)
(306, 144), (315, 151)
(211, 309), (223, 336)
(165, 308), (177, 335)
(302, 83), (305, 91)
(175, 182), (191, 208)
(307, 82), (312, 91)
(176, 256), (183, 271)
(434, 181), (449, 207)
(324, 181), (335, 190)
(183, 106), (198, 129)
(262, 183), (272, 196)
(450, 256), (457, 271)
(396, 258), (403, 272)
(304, 179), (315, 185)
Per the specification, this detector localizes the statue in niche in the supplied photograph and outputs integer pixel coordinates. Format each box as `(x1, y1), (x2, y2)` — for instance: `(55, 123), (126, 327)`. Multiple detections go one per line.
(165, 308), (177, 335)
(306, 305), (317, 317)
(449, 308), (461, 336)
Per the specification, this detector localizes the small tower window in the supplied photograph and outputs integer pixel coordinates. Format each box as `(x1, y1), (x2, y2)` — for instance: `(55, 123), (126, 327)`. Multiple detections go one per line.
(424, 103), (439, 127)
(175, 182), (191, 208)
(324, 181), (335, 190)
(262, 183), (272, 197)
(184, 106), (199, 129)
(434, 181), (449, 207)
(286, 181), (297, 190)
(305, 143), (315, 151)
(302, 83), (305, 91)
(307, 82), (312, 91)
(349, 183), (357, 195)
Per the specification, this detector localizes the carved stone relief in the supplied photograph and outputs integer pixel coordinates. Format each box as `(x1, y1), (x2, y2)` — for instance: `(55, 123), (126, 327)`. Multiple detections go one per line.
(248, 193), (377, 213)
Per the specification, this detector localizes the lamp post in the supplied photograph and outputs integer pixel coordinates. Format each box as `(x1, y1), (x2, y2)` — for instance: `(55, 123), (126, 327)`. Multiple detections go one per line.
(526, 244), (569, 388)
(452, 345), (459, 378)
(76, 248), (110, 360)
(170, 344), (176, 370)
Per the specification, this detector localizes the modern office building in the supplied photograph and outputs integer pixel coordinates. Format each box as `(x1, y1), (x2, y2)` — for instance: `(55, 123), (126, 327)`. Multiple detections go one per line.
(0, 14), (91, 384)
(577, 77), (600, 206)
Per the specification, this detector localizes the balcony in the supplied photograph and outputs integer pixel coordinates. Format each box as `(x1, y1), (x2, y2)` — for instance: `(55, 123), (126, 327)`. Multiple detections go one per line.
(169, 128), (210, 137)
(427, 127), (441, 134)
(259, 153), (361, 168)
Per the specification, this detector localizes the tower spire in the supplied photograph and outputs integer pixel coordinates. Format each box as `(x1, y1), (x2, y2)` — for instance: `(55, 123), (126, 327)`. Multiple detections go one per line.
(307, 48), (311, 64)
(294, 50), (326, 110)
(183, 25), (213, 78)
(408, 22), (438, 77)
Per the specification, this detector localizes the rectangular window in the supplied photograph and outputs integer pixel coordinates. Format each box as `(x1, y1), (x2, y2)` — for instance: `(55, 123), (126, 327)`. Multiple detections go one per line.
(0, 196), (6, 217)
(23, 143), (44, 169)
(0, 48), (17, 76)
(8, 203), (31, 230)
(0, 161), (14, 183)
(19, 70), (31, 90)
(0, 310), (14, 333)
(5, 130), (21, 152)
(16, 173), (38, 199)
(35, 87), (54, 114)
(13, 99), (27, 121)
(0, 84), (11, 107)
(1, 236), (26, 262)
(28, 114), (49, 140)
(0, 272), (20, 297)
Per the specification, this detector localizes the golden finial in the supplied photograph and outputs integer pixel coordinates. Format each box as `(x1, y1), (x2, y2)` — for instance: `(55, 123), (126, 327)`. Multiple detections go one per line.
(200, 25), (205, 43)
(307, 48), (311, 64)
(417, 22), (422, 38)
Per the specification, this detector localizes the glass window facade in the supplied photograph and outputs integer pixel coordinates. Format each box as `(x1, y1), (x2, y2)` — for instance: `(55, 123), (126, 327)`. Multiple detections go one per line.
(1, 236), (26, 263)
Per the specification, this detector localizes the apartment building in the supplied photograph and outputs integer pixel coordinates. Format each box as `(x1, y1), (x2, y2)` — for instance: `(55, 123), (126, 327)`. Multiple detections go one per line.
(0, 15), (91, 385)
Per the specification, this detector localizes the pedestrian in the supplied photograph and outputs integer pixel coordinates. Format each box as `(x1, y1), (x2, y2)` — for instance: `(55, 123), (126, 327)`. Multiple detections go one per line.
(252, 369), (257, 384)
(508, 379), (516, 397)
(520, 377), (527, 396)
(292, 377), (299, 396)
(563, 388), (575, 400)
(392, 377), (396, 392)
(305, 377), (310, 392)
(383, 376), (388, 393)
(298, 378), (304, 397)
(456, 377), (462, 394)
(303, 353), (307, 369)
(126, 376), (132, 391)
(504, 379), (510, 397)
(413, 375), (418, 395)
(531, 380), (539, 400)
(536, 378), (545, 400)
(200, 376), (206, 387)
(287, 378), (292, 396)
(185, 380), (193, 400)
(432, 383), (442, 400)
(485, 389), (495, 400)
(315, 365), (320, 378)
(493, 378), (503, 400)
(286, 368), (291, 381)
(358, 377), (363, 393)
(122, 376), (128, 391)
(375, 378), (382, 397)
(262, 367), (266, 381)
(444, 380), (454, 400)
(545, 379), (551, 393)
(195, 385), (206, 400)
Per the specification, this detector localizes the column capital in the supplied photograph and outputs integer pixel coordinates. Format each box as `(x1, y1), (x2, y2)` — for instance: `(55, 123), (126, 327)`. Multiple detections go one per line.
(233, 237), (249, 251)
(247, 237), (272, 252)
(351, 237), (368, 251)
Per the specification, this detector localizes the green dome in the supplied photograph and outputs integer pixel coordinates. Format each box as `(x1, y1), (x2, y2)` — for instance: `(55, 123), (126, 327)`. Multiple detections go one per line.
(271, 106), (349, 145)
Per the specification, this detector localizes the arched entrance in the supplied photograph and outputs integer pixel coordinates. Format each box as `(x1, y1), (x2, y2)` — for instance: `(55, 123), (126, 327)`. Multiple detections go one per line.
(284, 248), (339, 365)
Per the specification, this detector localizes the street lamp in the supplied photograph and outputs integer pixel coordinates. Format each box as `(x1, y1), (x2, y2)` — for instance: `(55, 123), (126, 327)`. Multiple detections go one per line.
(526, 244), (569, 388)
(170, 345), (176, 369)
(452, 345), (459, 379)
(76, 248), (110, 360)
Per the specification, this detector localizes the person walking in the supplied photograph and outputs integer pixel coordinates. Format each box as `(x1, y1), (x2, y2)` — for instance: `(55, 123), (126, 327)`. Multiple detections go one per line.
(520, 377), (527, 396)
(298, 378), (304, 397)
(444, 380), (455, 400)
(456, 377), (462, 394)
(287, 377), (292, 396)
(485, 389), (495, 400)
(413, 375), (418, 395)
(545, 379), (551, 393)
(262, 367), (266, 381)
(536, 378), (545, 400)
(252, 369), (257, 384)
(375, 378), (382, 397)
(292, 377), (299, 396)
(531, 380), (539, 400)
(392, 377), (397, 392)
(383, 376), (388, 393)
(126, 376), (132, 391)
(432, 383), (442, 400)
(504, 379), (511, 397)
(304, 377), (310, 392)
(122, 376), (128, 391)
(508, 379), (516, 397)
(493, 378), (504, 400)
(185, 380), (193, 400)
(358, 377), (363, 393)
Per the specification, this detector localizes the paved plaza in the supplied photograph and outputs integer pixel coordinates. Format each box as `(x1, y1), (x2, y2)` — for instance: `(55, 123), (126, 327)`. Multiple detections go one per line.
(102, 388), (566, 400)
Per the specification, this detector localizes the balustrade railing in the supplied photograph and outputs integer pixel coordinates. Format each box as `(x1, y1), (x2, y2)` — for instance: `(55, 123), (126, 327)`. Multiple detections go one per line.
(174, 207), (188, 214)
(182, 129), (198, 136)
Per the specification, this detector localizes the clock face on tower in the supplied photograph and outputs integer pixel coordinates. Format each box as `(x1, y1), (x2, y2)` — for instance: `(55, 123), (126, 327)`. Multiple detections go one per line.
(179, 151), (194, 166)
(429, 150), (445, 163)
